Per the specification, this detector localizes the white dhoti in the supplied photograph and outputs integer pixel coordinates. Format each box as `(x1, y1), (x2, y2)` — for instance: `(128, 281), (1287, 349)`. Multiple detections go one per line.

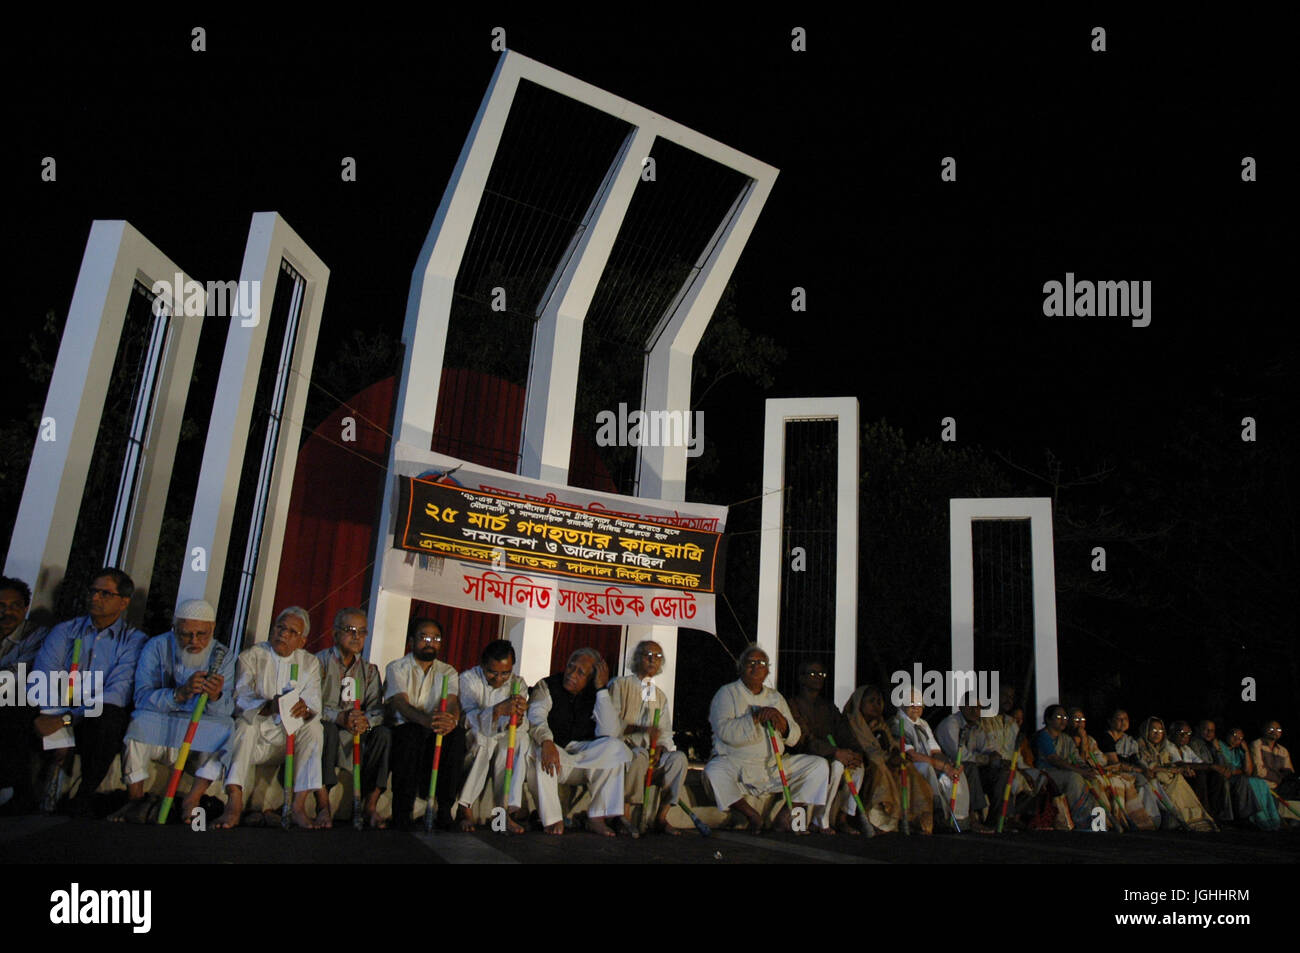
(459, 731), (531, 812)
(224, 716), (323, 791)
(530, 737), (630, 826)
(704, 752), (829, 811)
(123, 739), (225, 785)
(626, 747), (688, 805)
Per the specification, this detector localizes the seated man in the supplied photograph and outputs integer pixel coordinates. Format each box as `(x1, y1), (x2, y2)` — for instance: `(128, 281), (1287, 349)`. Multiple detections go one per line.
(897, 688), (969, 830)
(935, 697), (998, 832)
(112, 599), (236, 823)
(215, 607), (324, 830)
(705, 644), (828, 834)
(386, 617), (464, 830)
(1034, 705), (1103, 829)
(0, 575), (50, 812)
(528, 648), (631, 836)
(1169, 719), (1232, 822)
(788, 659), (864, 834)
(455, 639), (529, 833)
(316, 607), (390, 829)
(596, 640), (689, 835)
(0, 576), (48, 673)
(10, 568), (147, 816)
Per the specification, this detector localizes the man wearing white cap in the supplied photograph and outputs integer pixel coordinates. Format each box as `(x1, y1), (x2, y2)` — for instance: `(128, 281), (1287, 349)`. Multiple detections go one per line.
(111, 599), (237, 823)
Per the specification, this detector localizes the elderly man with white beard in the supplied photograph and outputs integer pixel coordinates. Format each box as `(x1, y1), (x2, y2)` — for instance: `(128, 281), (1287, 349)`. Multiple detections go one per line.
(705, 644), (829, 833)
(111, 599), (236, 823)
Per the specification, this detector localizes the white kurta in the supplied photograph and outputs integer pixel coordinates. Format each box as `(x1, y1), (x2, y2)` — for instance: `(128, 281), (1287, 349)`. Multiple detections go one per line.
(383, 655), (458, 723)
(457, 665), (530, 811)
(527, 678), (629, 825)
(597, 675), (687, 805)
(705, 680), (828, 810)
(224, 643), (323, 791)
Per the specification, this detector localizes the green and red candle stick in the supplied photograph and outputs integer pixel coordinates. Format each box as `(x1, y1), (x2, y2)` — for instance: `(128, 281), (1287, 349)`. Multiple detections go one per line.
(424, 674), (449, 833)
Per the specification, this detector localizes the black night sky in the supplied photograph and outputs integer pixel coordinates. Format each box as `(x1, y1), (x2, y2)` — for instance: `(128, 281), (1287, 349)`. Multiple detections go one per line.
(4, 13), (1294, 744)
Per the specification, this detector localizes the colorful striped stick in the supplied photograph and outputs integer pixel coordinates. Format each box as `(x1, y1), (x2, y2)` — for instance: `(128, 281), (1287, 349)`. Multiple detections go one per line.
(898, 716), (911, 836)
(351, 694), (364, 831)
(1268, 788), (1300, 822)
(423, 674), (449, 833)
(764, 721), (794, 812)
(828, 734), (874, 837)
(948, 748), (964, 826)
(67, 637), (82, 706)
(996, 749), (1020, 833)
(643, 708), (663, 805)
(503, 678), (520, 816)
(674, 800), (712, 837)
(157, 643), (228, 825)
(281, 662), (299, 830)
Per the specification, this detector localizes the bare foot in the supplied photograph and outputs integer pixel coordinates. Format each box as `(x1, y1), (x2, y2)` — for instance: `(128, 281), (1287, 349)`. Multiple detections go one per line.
(291, 807), (315, 829)
(312, 809), (333, 829)
(813, 823), (838, 835)
(457, 812), (476, 833)
(180, 796), (203, 822)
(654, 818), (684, 836)
(730, 802), (764, 834)
(213, 806), (242, 829)
(214, 791), (243, 829)
(506, 812), (526, 834)
(586, 816), (616, 837)
(543, 820), (564, 835)
(771, 807), (793, 833)
(367, 810), (389, 830)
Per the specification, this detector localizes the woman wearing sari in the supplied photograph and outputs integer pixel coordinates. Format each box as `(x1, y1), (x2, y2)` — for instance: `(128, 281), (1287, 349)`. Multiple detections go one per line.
(1033, 705), (1101, 829)
(1135, 717), (1216, 831)
(1068, 708), (1156, 830)
(842, 685), (933, 834)
(1096, 709), (1162, 823)
(1218, 728), (1279, 831)
(1251, 721), (1300, 826)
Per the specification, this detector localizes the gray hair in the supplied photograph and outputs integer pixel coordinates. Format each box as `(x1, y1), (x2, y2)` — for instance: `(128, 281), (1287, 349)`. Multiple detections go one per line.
(333, 606), (366, 630)
(737, 643), (768, 677)
(276, 606), (311, 639)
(568, 647), (603, 669)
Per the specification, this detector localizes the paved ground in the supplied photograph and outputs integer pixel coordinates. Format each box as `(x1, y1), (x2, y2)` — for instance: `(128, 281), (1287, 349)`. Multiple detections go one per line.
(3, 814), (1297, 865)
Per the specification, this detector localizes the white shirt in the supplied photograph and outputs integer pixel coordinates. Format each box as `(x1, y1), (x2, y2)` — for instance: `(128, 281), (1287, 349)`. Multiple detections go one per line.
(383, 654), (458, 725)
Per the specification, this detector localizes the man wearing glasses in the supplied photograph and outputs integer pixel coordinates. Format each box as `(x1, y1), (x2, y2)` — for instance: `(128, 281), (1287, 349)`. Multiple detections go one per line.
(454, 638), (528, 832)
(705, 644), (828, 833)
(113, 598), (235, 823)
(316, 607), (390, 828)
(788, 659), (865, 834)
(215, 606), (324, 829)
(597, 640), (689, 835)
(385, 617), (464, 830)
(21, 568), (147, 816)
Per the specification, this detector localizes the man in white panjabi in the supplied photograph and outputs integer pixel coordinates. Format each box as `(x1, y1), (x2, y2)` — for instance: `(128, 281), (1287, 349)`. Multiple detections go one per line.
(705, 644), (829, 834)
(596, 640), (689, 835)
(527, 648), (632, 837)
(455, 638), (529, 833)
(214, 607), (325, 830)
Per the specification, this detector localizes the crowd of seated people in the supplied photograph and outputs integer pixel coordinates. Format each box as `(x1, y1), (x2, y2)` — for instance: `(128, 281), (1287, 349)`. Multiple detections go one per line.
(2, 570), (1297, 836)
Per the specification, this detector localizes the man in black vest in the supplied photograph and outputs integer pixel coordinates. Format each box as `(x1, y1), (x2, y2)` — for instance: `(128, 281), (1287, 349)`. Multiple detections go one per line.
(527, 648), (631, 836)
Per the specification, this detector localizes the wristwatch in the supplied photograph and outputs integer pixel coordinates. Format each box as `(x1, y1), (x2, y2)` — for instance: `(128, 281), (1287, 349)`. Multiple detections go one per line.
(61, 713), (73, 727)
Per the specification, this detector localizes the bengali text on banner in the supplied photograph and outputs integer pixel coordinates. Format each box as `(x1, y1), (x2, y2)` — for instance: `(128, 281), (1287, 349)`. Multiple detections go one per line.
(378, 444), (728, 632)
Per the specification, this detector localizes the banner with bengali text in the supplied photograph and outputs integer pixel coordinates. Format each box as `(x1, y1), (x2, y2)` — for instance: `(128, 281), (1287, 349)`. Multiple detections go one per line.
(379, 444), (728, 632)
